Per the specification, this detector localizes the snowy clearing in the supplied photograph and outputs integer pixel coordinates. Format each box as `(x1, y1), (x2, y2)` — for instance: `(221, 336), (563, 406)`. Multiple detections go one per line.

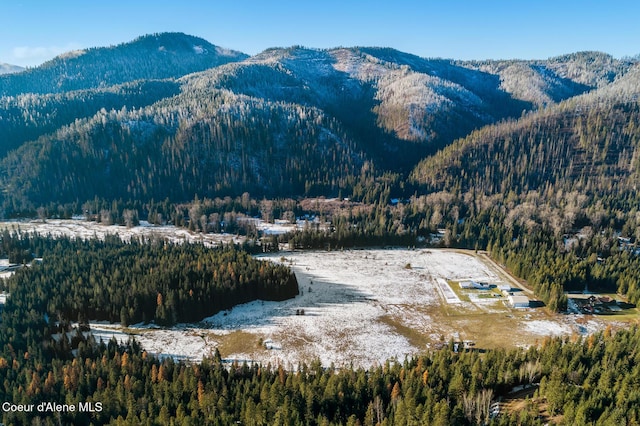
(0, 217), (322, 243)
(0, 219), (620, 368)
(88, 248), (616, 369)
(522, 320), (572, 336)
(0, 218), (242, 246)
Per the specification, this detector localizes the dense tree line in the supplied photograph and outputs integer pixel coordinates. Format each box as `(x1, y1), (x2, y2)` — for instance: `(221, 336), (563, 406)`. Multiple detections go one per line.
(0, 232), (298, 327)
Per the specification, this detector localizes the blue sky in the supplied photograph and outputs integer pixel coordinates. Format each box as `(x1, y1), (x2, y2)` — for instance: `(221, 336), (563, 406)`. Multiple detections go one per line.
(1, 0), (639, 67)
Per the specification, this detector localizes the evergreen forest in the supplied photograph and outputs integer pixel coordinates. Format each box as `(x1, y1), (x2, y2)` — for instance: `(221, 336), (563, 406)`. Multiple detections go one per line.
(0, 232), (638, 425)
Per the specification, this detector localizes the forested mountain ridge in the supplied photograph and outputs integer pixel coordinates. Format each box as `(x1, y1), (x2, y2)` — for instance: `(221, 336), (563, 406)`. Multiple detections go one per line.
(0, 87), (367, 212)
(0, 79), (181, 158)
(3, 34), (635, 213)
(411, 62), (640, 199)
(0, 32), (248, 96)
(174, 45), (523, 170)
(463, 51), (634, 106)
(195, 45), (610, 154)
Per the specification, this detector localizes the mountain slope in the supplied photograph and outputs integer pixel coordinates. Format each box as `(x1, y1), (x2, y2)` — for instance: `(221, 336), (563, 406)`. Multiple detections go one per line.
(184, 46), (535, 170)
(462, 52), (633, 107)
(0, 35), (637, 212)
(544, 51), (630, 87)
(0, 33), (247, 96)
(196, 47), (629, 160)
(0, 44), (541, 209)
(0, 86), (367, 211)
(410, 64), (640, 200)
(0, 79), (181, 158)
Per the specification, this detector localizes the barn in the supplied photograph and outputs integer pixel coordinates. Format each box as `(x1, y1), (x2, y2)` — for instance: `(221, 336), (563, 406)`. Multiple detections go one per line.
(508, 294), (530, 308)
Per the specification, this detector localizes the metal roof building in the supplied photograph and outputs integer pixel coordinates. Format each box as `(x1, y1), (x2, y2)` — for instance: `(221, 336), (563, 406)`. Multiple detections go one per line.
(508, 294), (530, 308)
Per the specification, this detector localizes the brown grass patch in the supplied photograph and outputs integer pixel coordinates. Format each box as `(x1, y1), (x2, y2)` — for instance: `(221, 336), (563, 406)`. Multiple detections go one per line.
(501, 390), (564, 425)
(378, 314), (432, 348)
(216, 331), (265, 357)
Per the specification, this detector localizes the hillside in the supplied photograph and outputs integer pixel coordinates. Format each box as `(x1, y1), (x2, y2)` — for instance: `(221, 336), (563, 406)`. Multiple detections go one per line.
(0, 33), (247, 96)
(0, 79), (181, 157)
(463, 52), (633, 106)
(410, 63), (640, 200)
(0, 88), (366, 212)
(197, 46), (552, 159)
(0, 33), (637, 213)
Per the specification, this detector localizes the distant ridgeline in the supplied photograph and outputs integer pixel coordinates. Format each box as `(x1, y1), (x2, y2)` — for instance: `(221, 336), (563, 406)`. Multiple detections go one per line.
(1, 33), (636, 213)
(0, 231), (298, 328)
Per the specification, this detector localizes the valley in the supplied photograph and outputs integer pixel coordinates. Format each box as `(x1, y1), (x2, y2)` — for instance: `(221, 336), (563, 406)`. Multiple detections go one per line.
(3, 218), (624, 368)
(1, 29), (640, 424)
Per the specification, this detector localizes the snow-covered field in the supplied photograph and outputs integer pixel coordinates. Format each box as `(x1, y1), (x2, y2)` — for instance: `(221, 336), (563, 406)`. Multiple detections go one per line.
(90, 248), (614, 369)
(0, 218), (243, 246)
(0, 219), (617, 368)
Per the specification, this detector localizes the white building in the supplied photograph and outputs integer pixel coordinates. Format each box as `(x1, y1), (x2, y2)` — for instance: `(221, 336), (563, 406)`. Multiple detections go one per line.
(460, 280), (491, 290)
(508, 294), (529, 308)
(460, 281), (473, 289)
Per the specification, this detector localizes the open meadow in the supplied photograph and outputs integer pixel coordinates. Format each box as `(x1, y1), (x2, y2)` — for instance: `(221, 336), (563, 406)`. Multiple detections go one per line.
(93, 247), (618, 368)
(0, 219), (627, 368)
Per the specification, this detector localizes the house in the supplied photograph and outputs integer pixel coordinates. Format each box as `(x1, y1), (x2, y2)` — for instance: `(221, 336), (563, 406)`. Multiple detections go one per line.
(583, 295), (622, 313)
(508, 294), (530, 308)
(498, 284), (512, 292)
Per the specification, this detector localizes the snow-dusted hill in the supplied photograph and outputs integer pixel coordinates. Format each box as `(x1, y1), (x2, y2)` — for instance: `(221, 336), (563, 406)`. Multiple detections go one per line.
(463, 51), (634, 106)
(1, 33), (638, 209)
(0, 32), (248, 96)
(0, 63), (24, 75)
